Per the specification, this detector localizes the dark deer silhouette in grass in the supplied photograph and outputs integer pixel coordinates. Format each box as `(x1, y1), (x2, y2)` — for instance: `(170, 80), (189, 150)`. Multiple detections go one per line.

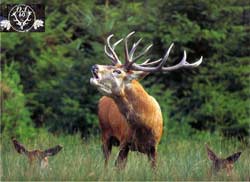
(12, 138), (63, 168)
(206, 144), (241, 176)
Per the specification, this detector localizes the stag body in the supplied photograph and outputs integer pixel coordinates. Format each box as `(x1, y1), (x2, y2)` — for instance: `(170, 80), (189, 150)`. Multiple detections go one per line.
(98, 79), (162, 167)
(90, 32), (202, 168)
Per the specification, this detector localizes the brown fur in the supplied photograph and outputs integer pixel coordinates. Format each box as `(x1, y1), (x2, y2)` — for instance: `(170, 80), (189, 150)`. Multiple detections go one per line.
(12, 138), (63, 168)
(98, 80), (163, 168)
(206, 144), (241, 176)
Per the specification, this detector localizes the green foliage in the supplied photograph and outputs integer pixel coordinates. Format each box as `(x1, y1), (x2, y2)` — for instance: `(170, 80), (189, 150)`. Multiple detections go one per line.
(0, 0), (249, 138)
(151, 0), (250, 138)
(1, 64), (35, 139)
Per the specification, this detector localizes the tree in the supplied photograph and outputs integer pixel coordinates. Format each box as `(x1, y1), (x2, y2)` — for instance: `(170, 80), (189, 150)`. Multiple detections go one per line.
(1, 63), (35, 139)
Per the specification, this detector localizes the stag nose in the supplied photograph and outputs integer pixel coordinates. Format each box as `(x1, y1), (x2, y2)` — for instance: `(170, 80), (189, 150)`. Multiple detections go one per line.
(91, 65), (98, 73)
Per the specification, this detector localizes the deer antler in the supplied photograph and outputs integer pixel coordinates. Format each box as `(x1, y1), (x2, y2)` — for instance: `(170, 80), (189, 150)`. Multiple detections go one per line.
(124, 31), (153, 70)
(124, 31), (202, 72)
(104, 32), (203, 72)
(104, 34), (123, 65)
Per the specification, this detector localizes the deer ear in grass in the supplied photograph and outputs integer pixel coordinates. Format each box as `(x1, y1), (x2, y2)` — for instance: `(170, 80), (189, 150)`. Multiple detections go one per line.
(43, 145), (63, 157)
(206, 144), (218, 161)
(226, 152), (241, 163)
(12, 138), (27, 154)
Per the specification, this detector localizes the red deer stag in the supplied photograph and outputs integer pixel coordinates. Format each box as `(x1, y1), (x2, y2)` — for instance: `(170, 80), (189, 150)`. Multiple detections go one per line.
(90, 32), (203, 168)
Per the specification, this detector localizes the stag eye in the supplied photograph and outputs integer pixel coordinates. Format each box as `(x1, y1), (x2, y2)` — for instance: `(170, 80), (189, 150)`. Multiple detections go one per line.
(113, 69), (121, 74)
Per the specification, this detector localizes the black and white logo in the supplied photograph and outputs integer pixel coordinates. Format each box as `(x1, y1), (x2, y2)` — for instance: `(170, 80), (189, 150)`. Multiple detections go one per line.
(0, 4), (45, 32)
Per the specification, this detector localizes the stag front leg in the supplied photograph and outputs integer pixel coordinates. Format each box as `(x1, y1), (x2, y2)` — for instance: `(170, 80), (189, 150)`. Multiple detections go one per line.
(102, 139), (112, 167)
(147, 146), (157, 169)
(115, 145), (129, 169)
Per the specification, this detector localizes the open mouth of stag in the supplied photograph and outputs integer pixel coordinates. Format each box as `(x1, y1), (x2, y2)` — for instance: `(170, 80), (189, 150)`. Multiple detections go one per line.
(90, 68), (101, 86)
(91, 68), (99, 80)
(90, 70), (113, 95)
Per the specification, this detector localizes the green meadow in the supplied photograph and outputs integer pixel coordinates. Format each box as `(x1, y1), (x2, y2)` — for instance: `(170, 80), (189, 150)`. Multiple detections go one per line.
(1, 133), (249, 181)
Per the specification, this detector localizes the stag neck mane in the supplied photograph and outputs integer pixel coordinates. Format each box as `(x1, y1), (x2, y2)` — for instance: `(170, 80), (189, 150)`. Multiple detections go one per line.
(112, 80), (159, 128)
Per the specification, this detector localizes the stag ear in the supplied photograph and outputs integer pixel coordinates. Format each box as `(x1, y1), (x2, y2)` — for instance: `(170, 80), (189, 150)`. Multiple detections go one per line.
(126, 70), (149, 81)
(226, 152), (241, 163)
(206, 144), (218, 161)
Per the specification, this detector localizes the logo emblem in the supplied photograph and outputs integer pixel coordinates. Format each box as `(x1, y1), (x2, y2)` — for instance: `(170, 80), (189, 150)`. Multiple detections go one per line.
(0, 4), (45, 32)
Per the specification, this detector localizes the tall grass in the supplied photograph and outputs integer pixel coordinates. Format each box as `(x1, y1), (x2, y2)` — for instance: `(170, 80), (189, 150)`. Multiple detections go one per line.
(1, 132), (249, 181)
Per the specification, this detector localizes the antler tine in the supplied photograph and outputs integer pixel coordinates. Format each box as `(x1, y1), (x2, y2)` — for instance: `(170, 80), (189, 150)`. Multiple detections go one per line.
(108, 34), (121, 64)
(141, 58), (151, 65)
(142, 58), (162, 66)
(124, 31), (136, 66)
(113, 38), (123, 49)
(135, 43), (173, 70)
(127, 44), (153, 69)
(155, 43), (174, 70)
(129, 38), (142, 59)
(104, 34), (122, 65)
(161, 51), (203, 71)
(104, 45), (116, 64)
(124, 31), (154, 70)
(133, 44), (153, 62)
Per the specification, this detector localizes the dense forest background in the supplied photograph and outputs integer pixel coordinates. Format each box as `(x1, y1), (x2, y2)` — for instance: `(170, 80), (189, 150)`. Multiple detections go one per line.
(1, 0), (250, 140)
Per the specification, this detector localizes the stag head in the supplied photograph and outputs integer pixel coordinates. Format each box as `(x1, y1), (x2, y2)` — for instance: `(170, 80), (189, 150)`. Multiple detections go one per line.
(90, 32), (203, 96)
